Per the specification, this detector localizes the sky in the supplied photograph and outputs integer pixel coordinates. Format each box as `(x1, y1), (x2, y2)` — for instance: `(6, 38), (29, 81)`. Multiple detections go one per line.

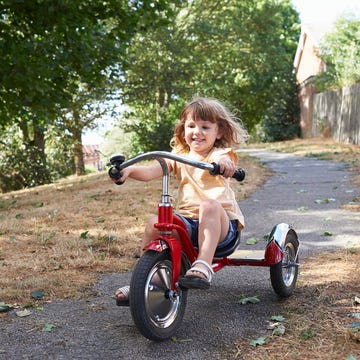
(83, 0), (360, 145)
(292, 0), (360, 24)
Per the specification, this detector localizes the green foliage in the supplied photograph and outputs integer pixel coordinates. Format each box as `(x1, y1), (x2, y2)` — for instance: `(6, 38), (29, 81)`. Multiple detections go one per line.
(178, 0), (300, 132)
(0, 0), (300, 190)
(0, 0), (173, 191)
(120, 0), (300, 147)
(122, 102), (180, 154)
(101, 127), (133, 159)
(46, 126), (75, 180)
(314, 16), (360, 90)
(257, 73), (300, 142)
(0, 0), (173, 124)
(0, 123), (74, 192)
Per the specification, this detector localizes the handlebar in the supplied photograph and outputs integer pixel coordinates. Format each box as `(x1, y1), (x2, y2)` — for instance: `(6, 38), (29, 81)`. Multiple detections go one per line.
(108, 151), (245, 184)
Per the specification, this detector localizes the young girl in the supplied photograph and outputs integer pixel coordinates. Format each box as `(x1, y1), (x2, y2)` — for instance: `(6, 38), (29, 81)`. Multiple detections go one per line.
(114, 97), (247, 305)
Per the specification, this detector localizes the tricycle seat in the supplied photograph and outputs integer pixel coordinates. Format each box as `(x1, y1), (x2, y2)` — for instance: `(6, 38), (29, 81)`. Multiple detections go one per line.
(214, 231), (241, 258)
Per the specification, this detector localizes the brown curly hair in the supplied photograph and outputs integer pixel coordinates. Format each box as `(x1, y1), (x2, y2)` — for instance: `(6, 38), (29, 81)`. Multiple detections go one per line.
(171, 97), (248, 152)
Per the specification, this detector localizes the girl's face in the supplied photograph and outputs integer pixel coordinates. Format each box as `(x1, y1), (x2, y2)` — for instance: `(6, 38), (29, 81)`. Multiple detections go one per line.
(184, 117), (222, 157)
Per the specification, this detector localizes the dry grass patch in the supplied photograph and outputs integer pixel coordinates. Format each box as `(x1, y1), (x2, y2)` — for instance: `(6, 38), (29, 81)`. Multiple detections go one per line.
(227, 248), (360, 360)
(0, 154), (266, 305)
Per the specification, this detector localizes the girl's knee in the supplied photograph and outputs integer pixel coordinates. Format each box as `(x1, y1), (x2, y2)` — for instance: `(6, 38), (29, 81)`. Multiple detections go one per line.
(199, 199), (222, 216)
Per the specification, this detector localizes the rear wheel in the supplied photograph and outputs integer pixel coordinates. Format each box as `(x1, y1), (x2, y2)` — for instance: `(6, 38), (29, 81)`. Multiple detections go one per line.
(270, 235), (299, 298)
(129, 250), (187, 341)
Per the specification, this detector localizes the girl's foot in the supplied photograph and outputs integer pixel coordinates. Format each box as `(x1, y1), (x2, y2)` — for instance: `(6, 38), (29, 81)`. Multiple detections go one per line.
(179, 260), (214, 290)
(114, 285), (130, 306)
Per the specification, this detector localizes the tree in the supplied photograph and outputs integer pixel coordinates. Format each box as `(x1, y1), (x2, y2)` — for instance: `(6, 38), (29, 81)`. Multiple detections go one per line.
(119, 0), (300, 150)
(181, 0), (300, 132)
(120, 8), (195, 153)
(0, 0), (174, 190)
(59, 88), (118, 176)
(315, 16), (360, 90)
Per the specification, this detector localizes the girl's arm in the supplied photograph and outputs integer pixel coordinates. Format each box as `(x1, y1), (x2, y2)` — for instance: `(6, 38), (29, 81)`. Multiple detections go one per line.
(215, 150), (238, 179)
(115, 162), (163, 184)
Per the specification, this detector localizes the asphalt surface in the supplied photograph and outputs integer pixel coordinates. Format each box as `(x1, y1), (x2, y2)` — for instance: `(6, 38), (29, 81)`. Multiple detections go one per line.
(1, 150), (359, 359)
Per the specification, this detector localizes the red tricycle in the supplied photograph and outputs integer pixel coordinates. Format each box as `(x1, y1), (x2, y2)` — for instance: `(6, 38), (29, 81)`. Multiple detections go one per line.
(108, 151), (299, 341)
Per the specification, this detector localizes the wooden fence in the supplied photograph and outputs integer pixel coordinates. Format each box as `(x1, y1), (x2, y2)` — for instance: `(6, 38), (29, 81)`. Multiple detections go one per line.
(311, 83), (360, 145)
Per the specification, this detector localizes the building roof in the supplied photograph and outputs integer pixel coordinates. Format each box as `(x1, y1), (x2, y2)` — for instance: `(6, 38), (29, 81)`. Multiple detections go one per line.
(82, 144), (100, 156)
(294, 22), (333, 69)
(293, 22), (335, 84)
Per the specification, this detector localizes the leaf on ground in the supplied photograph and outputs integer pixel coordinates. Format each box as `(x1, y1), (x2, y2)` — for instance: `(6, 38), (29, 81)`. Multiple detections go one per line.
(347, 322), (360, 329)
(249, 337), (267, 347)
(170, 336), (192, 343)
(80, 231), (89, 239)
(0, 302), (12, 313)
(346, 356), (357, 360)
(15, 309), (32, 317)
(267, 322), (280, 330)
(95, 217), (105, 223)
(239, 296), (260, 305)
(33, 201), (44, 208)
(31, 290), (45, 299)
(297, 206), (309, 211)
(42, 323), (56, 332)
(315, 198), (336, 204)
(323, 231), (333, 236)
(353, 296), (360, 305)
(301, 329), (315, 340)
(271, 315), (285, 322)
(272, 324), (286, 336)
(246, 237), (259, 245)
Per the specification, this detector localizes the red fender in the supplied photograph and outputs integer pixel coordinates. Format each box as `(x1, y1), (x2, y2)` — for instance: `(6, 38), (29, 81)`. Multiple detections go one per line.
(144, 237), (182, 289)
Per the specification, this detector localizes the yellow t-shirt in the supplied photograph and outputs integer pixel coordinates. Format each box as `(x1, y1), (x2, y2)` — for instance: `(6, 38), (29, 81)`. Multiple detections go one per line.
(169, 147), (245, 229)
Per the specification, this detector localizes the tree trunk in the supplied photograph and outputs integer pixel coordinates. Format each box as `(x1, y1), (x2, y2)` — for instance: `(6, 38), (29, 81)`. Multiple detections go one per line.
(71, 112), (85, 176)
(18, 117), (51, 186)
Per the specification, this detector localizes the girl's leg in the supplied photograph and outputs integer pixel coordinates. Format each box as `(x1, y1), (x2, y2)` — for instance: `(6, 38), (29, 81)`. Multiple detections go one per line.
(197, 199), (229, 265)
(141, 215), (158, 253)
(182, 199), (229, 286)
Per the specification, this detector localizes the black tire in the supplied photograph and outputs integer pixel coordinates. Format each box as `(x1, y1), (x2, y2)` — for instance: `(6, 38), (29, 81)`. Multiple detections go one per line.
(270, 235), (299, 298)
(129, 249), (188, 341)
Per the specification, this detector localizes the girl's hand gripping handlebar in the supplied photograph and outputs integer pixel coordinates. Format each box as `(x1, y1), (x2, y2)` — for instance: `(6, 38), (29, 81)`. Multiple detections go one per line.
(107, 152), (245, 184)
(210, 163), (245, 182)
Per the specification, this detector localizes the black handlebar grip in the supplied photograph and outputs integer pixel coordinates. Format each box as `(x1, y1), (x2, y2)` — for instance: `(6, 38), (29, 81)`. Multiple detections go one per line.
(108, 154), (126, 185)
(210, 162), (245, 182)
(108, 167), (124, 185)
(232, 168), (245, 182)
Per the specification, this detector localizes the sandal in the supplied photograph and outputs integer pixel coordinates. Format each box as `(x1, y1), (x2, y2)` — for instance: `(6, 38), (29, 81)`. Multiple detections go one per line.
(178, 260), (214, 290)
(114, 285), (130, 306)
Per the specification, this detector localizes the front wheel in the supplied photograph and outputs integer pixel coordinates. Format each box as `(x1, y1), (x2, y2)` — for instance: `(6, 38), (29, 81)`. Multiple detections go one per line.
(129, 249), (187, 341)
(270, 235), (299, 298)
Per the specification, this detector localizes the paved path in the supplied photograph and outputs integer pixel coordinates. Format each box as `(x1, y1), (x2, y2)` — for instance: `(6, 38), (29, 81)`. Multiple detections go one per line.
(240, 149), (359, 256)
(1, 150), (359, 359)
